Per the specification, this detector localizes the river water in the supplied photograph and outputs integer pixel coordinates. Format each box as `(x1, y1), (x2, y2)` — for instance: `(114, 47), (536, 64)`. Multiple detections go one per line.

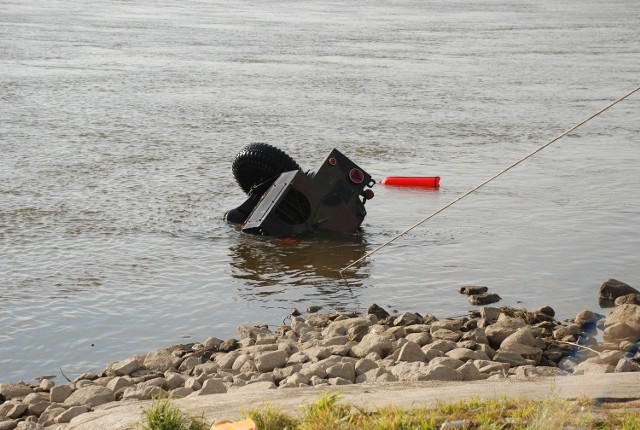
(1, 0), (638, 382)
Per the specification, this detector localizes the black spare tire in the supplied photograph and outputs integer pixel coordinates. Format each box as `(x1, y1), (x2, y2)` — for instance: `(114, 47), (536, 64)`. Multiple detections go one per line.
(232, 143), (301, 194)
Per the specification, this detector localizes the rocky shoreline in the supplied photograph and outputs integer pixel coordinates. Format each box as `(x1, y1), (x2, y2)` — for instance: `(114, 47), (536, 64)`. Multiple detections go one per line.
(1, 278), (639, 430)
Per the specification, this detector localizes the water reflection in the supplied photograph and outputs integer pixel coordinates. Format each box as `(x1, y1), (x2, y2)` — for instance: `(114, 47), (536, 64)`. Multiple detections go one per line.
(228, 232), (371, 306)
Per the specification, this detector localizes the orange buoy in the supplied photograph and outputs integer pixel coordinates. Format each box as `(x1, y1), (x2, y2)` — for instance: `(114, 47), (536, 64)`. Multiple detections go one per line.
(380, 176), (440, 188)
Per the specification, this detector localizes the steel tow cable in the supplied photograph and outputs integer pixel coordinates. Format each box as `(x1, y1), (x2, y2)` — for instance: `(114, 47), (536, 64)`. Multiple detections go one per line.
(340, 84), (640, 277)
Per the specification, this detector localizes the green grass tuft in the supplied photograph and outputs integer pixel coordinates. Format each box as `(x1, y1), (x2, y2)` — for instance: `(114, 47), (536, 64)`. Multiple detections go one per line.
(138, 394), (209, 430)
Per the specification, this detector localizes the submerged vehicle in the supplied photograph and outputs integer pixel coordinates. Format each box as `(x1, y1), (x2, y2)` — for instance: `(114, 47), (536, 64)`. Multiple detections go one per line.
(224, 143), (375, 237)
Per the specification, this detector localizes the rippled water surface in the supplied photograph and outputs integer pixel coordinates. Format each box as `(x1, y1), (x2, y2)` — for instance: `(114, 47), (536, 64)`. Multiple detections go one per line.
(1, 0), (639, 382)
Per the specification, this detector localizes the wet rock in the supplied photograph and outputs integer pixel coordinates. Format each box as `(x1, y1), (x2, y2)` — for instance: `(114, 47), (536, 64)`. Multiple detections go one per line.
(574, 310), (600, 331)
(367, 304), (390, 320)
(306, 306), (322, 313)
(0, 383), (34, 401)
(614, 294), (640, 306)
(537, 306), (555, 318)
(468, 293), (501, 306)
(458, 285), (488, 295)
(599, 279), (639, 307)
(63, 385), (115, 408)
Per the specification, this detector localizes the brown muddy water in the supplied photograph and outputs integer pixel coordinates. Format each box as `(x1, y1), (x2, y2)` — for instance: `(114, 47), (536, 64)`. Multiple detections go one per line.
(1, 0), (639, 382)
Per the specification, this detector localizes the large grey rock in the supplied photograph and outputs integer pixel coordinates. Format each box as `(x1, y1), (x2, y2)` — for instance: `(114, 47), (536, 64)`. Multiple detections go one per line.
(354, 358), (378, 376)
(326, 362), (356, 382)
(1, 403), (26, 419)
(280, 373), (311, 387)
(254, 350), (288, 373)
(55, 406), (89, 423)
(457, 361), (487, 381)
(397, 341), (426, 363)
(446, 348), (489, 363)
(164, 372), (188, 390)
(499, 343), (543, 365)
(214, 351), (241, 369)
(424, 364), (463, 382)
(553, 325), (580, 340)
(144, 348), (181, 373)
(37, 406), (65, 427)
(500, 327), (537, 349)
(0, 421), (18, 430)
(492, 351), (533, 367)
(615, 294), (640, 306)
(429, 356), (464, 369)
(106, 376), (133, 393)
(393, 312), (422, 326)
(237, 325), (274, 341)
(351, 333), (393, 358)
(485, 316), (528, 348)
(430, 328), (462, 342)
(322, 317), (371, 339)
(16, 422), (44, 430)
(0, 383), (34, 400)
(573, 359), (614, 375)
(49, 385), (73, 403)
(197, 379), (227, 395)
(405, 332), (432, 346)
(604, 304), (640, 331)
(513, 365), (566, 378)
(122, 386), (162, 400)
(63, 385), (115, 408)
(424, 339), (457, 353)
(112, 357), (143, 376)
(38, 380), (54, 393)
(604, 323), (638, 341)
(574, 310), (600, 330)
(599, 279), (639, 307)
(390, 362), (429, 381)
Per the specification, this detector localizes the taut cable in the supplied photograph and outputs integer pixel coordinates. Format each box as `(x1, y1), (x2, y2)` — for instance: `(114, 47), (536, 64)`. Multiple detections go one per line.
(340, 84), (640, 275)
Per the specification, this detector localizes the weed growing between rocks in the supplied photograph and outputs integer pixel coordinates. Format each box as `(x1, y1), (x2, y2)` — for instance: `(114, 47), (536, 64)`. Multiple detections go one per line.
(138, 394), (208, 430)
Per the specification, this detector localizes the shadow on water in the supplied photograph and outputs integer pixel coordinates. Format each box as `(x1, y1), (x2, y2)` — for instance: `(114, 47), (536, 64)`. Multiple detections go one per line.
(228, 231), (371, 309)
